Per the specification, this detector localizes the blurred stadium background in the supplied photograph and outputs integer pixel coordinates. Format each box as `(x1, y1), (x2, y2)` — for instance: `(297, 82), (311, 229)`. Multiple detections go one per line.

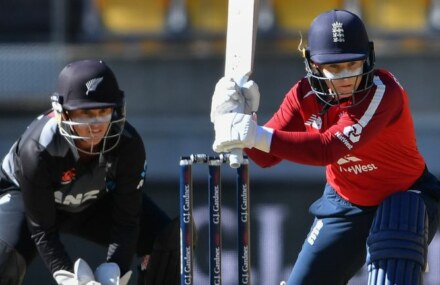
(0, 0), (439, 284)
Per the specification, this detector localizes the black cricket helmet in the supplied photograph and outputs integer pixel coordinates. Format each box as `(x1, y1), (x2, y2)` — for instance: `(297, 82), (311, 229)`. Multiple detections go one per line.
(51, 59), (126, 155)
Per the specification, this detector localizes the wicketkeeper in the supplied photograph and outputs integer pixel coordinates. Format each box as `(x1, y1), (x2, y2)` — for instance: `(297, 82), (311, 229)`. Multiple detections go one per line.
(0, 60), (179, 285)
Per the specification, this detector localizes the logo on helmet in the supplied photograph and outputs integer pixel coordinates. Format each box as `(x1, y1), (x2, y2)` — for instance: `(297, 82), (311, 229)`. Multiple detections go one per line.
(332, 21), (345, 43)
(85, 77), (103, 95)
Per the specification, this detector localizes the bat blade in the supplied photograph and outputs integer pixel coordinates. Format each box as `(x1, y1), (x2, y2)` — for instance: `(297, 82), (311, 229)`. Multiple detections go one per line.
(224, 0), (259, 86)
(224, 0), (260, 168)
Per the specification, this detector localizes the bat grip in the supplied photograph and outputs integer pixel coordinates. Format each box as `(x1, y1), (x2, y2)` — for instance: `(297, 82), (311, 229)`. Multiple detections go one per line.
(229, 148), (243, 168)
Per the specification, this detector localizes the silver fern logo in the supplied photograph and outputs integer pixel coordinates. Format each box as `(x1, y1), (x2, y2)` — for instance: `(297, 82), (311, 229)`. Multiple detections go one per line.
(85, 77), (103, 95)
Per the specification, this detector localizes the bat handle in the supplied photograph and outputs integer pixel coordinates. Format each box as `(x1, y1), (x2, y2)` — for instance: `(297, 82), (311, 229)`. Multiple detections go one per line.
(229, 148), (243, 168)
(228, 75), (249, 168)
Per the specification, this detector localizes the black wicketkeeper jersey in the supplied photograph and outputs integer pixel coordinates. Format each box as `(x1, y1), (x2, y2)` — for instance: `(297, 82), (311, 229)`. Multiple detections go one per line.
(0, 110), (146, 274)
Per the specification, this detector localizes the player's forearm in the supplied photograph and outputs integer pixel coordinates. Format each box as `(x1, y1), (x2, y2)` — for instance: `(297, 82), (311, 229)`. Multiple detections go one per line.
(269, 130), (344, 166)
(30, 226), (73, 274)
(244, 147), (282, 167)
(107, 225), (139, 273)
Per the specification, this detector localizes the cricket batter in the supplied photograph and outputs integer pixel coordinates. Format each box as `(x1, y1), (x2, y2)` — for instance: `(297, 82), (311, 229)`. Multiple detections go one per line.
(210, 9), (440, 285)
(0, 60), (179, 284)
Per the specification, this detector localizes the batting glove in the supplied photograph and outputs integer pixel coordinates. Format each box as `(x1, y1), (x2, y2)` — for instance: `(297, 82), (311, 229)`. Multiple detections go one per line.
(95, 262), (132, 285)
(242, 80), (260, 114)
(213, 112), (273, 153)
(210, 77), (260, 123)
(53, 258), (101, 285)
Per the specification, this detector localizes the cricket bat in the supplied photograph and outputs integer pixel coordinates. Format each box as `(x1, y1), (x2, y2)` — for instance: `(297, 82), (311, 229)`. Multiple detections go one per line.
(224, 0), (260, 168)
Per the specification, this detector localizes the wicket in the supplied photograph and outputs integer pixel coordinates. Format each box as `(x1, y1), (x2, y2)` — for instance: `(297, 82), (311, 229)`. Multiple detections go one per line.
(180, 154), (251, 285)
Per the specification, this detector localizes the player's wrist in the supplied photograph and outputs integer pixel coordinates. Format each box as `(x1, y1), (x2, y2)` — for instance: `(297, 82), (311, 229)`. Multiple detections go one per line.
(253, 125), (273, 153)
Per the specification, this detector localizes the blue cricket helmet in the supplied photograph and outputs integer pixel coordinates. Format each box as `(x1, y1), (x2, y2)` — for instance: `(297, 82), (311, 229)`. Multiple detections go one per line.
(303, 9), (375, 109)
(308, 9), (370, 64)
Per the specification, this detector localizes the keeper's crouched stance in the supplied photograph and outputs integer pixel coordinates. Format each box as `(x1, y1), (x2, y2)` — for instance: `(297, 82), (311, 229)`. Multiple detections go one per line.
(0, 60), (179, 284)
(0, 192), (179, 285)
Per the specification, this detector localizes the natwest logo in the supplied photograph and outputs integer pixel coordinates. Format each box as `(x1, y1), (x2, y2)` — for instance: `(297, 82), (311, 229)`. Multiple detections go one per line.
(337, 155), (378, 175)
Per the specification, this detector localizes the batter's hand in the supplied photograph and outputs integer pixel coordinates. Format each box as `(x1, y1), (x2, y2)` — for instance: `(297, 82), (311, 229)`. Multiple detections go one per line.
(210, 77), (260, 123)
(213, 112), (272, 153)
(242, 80), (260, 114)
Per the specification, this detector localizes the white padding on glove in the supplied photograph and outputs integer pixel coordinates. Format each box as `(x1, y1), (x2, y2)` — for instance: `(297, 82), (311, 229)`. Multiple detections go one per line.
(242, 80), (260, 114)
(95, 262), (132, 285)
(213, 113), (273, 153)
(53, 258), (101, 285)
(210, 77), (260, 123)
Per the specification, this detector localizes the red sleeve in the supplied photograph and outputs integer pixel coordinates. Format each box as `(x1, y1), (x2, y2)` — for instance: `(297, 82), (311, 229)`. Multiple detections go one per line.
(245, 80), (306, 167)
(247, 70), (405, 167)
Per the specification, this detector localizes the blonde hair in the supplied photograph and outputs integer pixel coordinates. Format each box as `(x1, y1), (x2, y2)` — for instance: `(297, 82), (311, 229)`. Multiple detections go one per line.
(298, 32), (307, 58)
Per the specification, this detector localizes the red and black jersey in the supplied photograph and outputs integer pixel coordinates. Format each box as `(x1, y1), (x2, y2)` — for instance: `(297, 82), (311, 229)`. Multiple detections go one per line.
(245, 69), (426, 206)
(0, 110), (145, 273)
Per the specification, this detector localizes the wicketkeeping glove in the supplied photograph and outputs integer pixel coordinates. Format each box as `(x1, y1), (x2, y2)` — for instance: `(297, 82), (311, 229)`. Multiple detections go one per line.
(210, 77), (260, 123)
(94, 263), (132, 285)
(212, 112), (273, 153)
(53, 258), (101, 285)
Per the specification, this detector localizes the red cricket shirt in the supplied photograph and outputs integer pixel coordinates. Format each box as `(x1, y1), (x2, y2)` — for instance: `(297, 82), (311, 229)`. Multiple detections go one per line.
(245, 69), (425, 206)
